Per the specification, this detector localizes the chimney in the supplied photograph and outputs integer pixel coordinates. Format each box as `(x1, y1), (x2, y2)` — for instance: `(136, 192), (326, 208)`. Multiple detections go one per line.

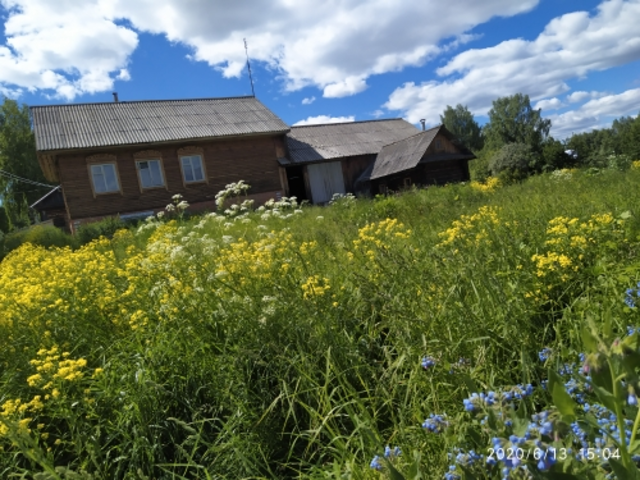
(112, 92), (119, 102)
(420, 119), (425, 131)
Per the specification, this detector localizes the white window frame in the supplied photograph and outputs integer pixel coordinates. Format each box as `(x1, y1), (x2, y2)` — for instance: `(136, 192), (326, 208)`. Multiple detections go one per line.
(180, 154), (206, 184)
(89, 163), (120, 195)
(136, 159), (166, 189)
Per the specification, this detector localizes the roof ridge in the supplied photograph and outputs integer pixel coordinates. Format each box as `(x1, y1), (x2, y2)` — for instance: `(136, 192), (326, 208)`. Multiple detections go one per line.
(30, 95), (257, 109)
(380, 124), (442, 149)
(290, 118), (408, 129)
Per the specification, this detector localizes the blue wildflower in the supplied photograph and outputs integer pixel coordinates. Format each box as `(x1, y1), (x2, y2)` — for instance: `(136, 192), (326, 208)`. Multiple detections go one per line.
(423, 413), (449, 433)
(445, 465), (460, 480)
(626, 286), (639, 308)
(538, 347), (552, 362)
(422, 356), (436, 369)
(383, 445), (401, 458)
(370, 455), (383, 471)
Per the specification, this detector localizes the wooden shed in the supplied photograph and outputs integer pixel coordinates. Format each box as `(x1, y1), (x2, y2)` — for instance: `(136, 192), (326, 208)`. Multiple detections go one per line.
(281, 119), (419, 204)
(358, 125), (475, 194)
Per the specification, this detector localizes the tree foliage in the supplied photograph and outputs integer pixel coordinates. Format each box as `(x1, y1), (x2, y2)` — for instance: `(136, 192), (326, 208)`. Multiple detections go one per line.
(0, 97), (52, 230)
(565, 113), (640, 167)
(489, 142), (537, 183)
(483, 93), (551, 152)
(541, 137), (573, 172)
(440, 104), (484, 151)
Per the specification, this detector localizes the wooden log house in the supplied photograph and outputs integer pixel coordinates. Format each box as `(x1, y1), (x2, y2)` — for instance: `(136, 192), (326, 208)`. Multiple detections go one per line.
(31, 95), (475, 231)
(31, 97), (290, 232)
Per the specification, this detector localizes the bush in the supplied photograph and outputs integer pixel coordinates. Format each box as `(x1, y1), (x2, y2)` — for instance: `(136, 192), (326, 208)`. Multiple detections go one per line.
(76, 216), (128, 245)
(2, 225), (76, 258)
(469, 148), (494, 181)
(541, 137), (573, 171)
(607, 153), (633, 171)
(489, 142), (538, 183)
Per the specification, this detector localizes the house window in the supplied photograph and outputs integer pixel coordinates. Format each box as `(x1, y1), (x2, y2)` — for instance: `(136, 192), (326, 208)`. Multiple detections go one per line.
(180, 155), (205, 183)
(404, 178), (412, 187)
(136, 159), (165, 188)
(435, 139), (442, 151)
(90, 164), (120, 194)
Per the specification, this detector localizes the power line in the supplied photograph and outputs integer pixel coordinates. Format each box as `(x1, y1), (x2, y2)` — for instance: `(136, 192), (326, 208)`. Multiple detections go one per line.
(0, 169), (55, 188)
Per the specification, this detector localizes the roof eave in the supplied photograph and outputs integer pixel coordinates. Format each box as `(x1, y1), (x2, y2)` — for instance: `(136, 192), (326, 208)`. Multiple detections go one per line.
(35, 128), (291, 155)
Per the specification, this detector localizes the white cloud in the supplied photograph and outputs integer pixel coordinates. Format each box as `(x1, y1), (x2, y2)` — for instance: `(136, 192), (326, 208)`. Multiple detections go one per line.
(566, 90), (607, 103)
(293, 115), (355, 126)
(566, 91), (590, 103)
(323, 76), (368, 98)
(534, 97), (564, 111)
(0, 0), (138, 99)
(549, 88), (640, 138)
(385, 0), (640, 126)
(371, 109), (385, 118)
(0, 0), (539, 99)
(301, 96), (316, 105)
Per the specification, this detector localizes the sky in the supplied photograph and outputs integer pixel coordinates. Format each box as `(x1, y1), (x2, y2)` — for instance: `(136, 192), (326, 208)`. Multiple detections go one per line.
(0, 0), (639, 139)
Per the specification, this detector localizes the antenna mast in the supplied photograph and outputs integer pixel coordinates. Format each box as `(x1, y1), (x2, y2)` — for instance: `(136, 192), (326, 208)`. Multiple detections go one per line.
(243, 38), (256, 97)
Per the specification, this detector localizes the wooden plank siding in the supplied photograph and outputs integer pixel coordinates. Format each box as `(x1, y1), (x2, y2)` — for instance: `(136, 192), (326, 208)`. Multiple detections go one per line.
(371, 159), (470, 194)
(56, 135), (286, 220)
(424, 132), (460, 156)
(340, 154), (376, 193)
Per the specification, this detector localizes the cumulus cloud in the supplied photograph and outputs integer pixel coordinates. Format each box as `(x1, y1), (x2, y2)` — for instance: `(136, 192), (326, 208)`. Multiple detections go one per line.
(0, 0), (539, 99)
(534, 97), (564, 111)
(566, 90), (607, 103)
(108, 0), (537, 97)
(293, 115), (356, 126)
(385, 0), (640, 126)
(549, 88), (640, 138)
(301, 96), (316, 105)
(0, 0), (138, 99)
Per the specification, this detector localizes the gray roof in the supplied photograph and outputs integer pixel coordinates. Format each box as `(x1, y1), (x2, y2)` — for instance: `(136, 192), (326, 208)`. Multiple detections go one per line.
(368, 125), (475, 180)
(31, 96), (290, 152)
(283, 119), (419, 164)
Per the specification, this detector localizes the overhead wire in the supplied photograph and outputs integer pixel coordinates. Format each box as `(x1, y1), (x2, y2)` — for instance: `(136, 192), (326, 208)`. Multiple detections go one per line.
(0, 169), (56, 188)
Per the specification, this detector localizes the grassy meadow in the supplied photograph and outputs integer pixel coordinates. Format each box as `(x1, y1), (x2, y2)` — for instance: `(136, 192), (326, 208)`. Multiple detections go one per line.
(2, 168), (640, 479)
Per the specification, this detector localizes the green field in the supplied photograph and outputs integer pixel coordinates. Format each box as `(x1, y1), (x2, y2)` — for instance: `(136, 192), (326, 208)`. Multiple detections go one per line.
(2, 168), (640, 479)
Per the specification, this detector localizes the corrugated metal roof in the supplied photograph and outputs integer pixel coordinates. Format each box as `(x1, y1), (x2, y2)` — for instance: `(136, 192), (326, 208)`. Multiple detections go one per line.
(284, 119), (419, 164)
(31, 96), (290, 152)
(370, 127), (440, 180)
(368, 125), (476, 180)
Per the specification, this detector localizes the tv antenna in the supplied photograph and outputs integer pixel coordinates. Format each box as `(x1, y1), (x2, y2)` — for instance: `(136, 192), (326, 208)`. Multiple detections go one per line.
(244, 38), (255, 97)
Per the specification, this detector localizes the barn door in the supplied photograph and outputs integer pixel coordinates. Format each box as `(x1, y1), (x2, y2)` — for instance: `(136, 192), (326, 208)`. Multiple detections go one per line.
(307, 161), (346, 204)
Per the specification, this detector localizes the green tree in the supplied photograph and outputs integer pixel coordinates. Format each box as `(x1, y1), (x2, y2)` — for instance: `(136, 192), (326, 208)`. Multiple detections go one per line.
(489, 142), (537, 183)
(0, 205), (9, 234)
(0, 97), (53, 229)
(565, 118), (639, 168)
(541, 137), (573, 171)
(483, 93), (551, 152)
(439, 104), (484, 151)
(615, 113), (640, 160)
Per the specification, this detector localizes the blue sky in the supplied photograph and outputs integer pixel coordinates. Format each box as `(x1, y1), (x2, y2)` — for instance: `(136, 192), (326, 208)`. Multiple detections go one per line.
(1, 0), (639, 138)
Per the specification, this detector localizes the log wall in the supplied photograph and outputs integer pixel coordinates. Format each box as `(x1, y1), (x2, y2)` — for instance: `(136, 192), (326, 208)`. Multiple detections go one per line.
(56, 135), (286, 220)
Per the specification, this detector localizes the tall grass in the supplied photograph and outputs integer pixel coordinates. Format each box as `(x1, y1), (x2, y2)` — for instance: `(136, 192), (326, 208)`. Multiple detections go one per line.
(0, 169), (639, 479)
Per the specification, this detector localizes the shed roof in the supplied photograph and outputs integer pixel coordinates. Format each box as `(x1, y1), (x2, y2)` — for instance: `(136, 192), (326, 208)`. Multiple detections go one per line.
(283, 118), (419, 165)
(30, 186), (64, 211)
(31, 96), (290, 152)
(368, 125), (475, 180)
